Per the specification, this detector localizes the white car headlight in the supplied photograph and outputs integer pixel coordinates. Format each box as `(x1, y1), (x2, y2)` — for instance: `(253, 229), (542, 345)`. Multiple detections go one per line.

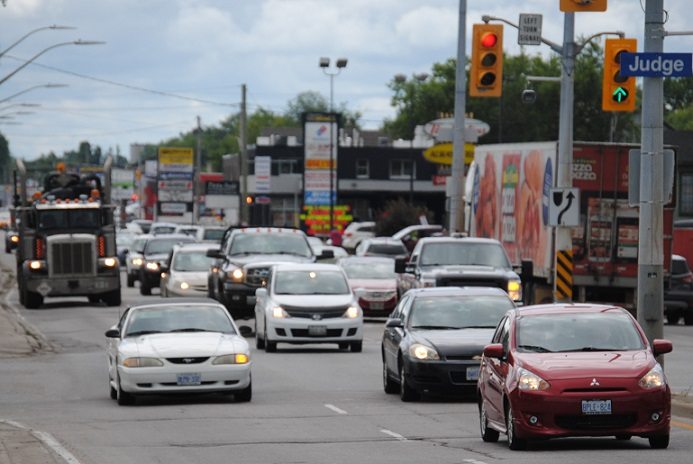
(131, 257), (143, 267)
(507, 279), (522, 301)
(145, 261), (159, 271)
(639, 364), (666, 389)
(212, 353), (250, 365)
(272, 306), (289, 318)
(517, 367), (550, 391)
(409, 343), (440, 361)
(121, 357), (163, 368)
(231, 268), (244, 282)
(343, 305), (361, 319)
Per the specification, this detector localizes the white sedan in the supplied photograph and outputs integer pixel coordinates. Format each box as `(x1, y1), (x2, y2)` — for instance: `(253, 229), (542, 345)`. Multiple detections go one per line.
(254, 263), (363, 352)
(105, 299), (252, 405)
(160, 243), (217, 297)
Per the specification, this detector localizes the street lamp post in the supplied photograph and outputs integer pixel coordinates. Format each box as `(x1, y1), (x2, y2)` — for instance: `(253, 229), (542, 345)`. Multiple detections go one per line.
(0, 83), (67, 105)
(0, 40), (105, 86)
(319, 57), (347, 233)
(0, 24), (76, 59)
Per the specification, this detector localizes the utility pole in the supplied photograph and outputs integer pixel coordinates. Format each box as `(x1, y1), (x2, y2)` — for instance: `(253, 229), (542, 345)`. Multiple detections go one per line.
(194, 115), (202, 224)
(240, 83), (248, 225)
(554, 12), (576, 302)
(449, 0), (467, 233)
(637, 0), (665, 345)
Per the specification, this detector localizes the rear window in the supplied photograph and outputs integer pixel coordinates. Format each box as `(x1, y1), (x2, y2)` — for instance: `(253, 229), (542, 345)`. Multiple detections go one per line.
(203, 228), (225, 241)
(672, 258), (690, 275)
(145, 237), (194, 255)
(366, 243), (407, 256)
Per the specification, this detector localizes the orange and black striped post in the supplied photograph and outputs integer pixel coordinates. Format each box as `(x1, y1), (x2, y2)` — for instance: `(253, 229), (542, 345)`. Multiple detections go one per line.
(555, 249), (573, 301)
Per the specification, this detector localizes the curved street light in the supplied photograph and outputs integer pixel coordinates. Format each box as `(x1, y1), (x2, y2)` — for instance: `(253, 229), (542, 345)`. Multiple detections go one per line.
(0, 83), (67, 105)
(0, 24), (76, 59)
(0, 39), (105, 86)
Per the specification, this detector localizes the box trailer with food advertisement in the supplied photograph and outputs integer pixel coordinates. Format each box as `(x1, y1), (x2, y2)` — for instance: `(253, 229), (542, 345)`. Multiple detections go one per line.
(467, 141), (675, 309)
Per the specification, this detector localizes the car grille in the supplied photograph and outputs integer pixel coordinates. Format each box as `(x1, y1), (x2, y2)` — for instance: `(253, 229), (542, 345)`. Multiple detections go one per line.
(449, 371), (476, 384)
(436, 276), (507, 289)
(245, 267), (271, 286)
(166, 357), (209, 364)
(290, 328), (343, 337)
(282, 305), (349, 319)
(49, 241), (95, 276)
(555, 414), (637, 430)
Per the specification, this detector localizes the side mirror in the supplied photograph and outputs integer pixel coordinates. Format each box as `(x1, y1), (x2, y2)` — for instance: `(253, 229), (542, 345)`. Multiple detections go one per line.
(206, 248), (224, 259)
(483, 343), (504, 359)
(652, 339), (673, 356)
(394, 258), (407, 274)
(318, 249), (335, 260)
(255, 287), (267, 298)
(105, 328), (120, 338)
(385, 318), (404, 329)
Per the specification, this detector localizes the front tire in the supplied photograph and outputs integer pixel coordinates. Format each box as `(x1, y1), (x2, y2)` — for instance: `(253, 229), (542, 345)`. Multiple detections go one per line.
(666, 313), (681, 325)
(479, 401), (500, 442)
(24, 290), (43, 309)
(506, 406), (527, 450)
(399, 364), (419, 402)
(383, 361), (398, 394)
(116, 378), (135, 406)
(684, 312), (693, 326)
(102, 289), (121, 306)
(350, 341), (363, 353)
(139, 280), (152, 296)
(126, 274), (135, 288)
(649, 434), (670, 449)
(255, 320), (265, 349)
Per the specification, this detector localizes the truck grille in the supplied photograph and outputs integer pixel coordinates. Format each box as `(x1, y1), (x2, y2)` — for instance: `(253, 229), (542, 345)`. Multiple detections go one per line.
(436, 276), (507, 290)
(245, 267), (271, 287)
(50, 241), (95, 276)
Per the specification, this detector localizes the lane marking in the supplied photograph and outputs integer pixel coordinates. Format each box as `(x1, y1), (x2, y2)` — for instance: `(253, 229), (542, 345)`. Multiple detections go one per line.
(0, 419), (83, 464)
(463, 459), (489, 464)
(672, 420), (693, 431)
(324, 404), (348, 415)
(380, 429), (407, 441)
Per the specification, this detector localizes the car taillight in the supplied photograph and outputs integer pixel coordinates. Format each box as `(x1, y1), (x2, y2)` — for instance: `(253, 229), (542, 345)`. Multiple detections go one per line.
(344, 232), (352, 238)
(98, 235), (106, 257)
(35, 238), (45, 259)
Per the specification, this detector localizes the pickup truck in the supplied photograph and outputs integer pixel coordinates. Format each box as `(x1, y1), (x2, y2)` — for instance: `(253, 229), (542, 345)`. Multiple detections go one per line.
(395, 237), (522, 304)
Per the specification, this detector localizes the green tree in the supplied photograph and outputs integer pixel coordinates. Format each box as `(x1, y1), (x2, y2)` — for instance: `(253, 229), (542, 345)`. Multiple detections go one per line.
(375, 198), (432, 236)
(0, 132), (11, 184)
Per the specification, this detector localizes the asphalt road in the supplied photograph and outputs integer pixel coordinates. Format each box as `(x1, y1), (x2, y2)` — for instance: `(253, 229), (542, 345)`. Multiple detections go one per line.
(1, 251), (693, 464)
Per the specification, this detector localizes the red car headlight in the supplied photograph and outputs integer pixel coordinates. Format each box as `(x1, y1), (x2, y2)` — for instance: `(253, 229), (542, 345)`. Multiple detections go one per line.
(517, 367), (550, 391)
(639, 364), (666, 389)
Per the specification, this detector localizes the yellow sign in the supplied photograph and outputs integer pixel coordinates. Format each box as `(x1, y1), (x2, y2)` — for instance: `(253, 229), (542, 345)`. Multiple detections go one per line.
(423, 143), (475, 166)
(158, 147), (194, 165)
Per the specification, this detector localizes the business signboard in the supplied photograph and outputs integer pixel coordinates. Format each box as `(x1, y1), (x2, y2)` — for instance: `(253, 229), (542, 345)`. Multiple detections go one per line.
(303, 113), (339, 207)
(157, 147), (194, 222)
(255, 156), (271, 193)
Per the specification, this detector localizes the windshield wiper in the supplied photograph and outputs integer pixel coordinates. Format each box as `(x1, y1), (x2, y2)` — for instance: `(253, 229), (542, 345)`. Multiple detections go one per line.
(274, 251), (309, 257)
(411, 325), (457, 330)
(126, 330), (162, 337)
(228, 251), (258, 256)
(562, 346), (614, 352)
(457, 325), (497, 329)
(169, 328), (208, 333)
(517, 344), (553, 353)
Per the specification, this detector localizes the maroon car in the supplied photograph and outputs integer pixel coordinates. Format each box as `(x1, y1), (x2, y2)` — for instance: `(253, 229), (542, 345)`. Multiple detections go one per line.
(478, 304), (673, 450)
(337, 256), (398, 316)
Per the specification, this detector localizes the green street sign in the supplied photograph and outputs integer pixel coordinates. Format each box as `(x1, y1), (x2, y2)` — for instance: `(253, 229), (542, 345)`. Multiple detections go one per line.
(612, 87), (629, 103)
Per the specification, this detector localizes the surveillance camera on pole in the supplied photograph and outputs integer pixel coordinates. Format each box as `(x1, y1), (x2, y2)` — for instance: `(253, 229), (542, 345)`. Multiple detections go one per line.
(521, 89), (537, 104)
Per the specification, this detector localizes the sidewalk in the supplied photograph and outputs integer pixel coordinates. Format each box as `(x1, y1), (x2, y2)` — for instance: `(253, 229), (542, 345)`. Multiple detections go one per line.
(0, 421), (62, 464)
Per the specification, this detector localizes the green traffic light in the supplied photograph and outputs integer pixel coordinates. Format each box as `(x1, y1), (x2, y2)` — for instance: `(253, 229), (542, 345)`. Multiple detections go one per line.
(612, 87), (629, 103)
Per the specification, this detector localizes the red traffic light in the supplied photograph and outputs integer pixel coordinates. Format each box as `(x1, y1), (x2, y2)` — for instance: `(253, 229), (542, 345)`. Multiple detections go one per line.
(480, 32), (498, 48)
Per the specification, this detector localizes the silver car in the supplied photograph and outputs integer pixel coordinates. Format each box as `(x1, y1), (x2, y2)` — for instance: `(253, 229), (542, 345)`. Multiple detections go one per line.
(161, 243), (218, 297)
(254, 263), (363, 352)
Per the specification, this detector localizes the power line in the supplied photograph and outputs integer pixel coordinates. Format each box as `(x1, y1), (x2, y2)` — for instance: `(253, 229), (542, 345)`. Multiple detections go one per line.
(3, 54), (240, 108)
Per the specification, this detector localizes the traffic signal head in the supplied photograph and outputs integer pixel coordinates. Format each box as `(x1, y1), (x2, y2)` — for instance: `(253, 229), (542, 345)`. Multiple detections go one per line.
(470, 24), (503, 97)
(560, 0), (607, 12)
(602, 38), (637, 112)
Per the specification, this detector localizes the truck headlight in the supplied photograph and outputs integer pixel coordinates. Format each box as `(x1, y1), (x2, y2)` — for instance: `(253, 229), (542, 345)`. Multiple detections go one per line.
(10, 235), (19, 243)
(507, 280), (522, 301)
(230, 268), (244, 282)
(28, 260), (44, 270)
(131, 257), (143, 267)
(102, 257), (118, 268)
(145, 261), (159, 271)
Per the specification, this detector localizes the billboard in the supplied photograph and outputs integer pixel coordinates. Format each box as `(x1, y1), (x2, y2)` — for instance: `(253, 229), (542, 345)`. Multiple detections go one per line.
(157, 147), (194, 222)
(303, 113), (339, 207)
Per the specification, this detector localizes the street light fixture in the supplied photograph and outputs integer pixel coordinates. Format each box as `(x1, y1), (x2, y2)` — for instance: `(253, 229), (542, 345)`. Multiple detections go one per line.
(0, 83), (68, 105)
(0, 39), (105, 86)
(318, 56), (348, 232)
(0, 25), (76, 59)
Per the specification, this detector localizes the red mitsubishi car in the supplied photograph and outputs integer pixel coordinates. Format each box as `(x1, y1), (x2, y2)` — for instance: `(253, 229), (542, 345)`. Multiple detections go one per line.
(477, 304), (673, 450)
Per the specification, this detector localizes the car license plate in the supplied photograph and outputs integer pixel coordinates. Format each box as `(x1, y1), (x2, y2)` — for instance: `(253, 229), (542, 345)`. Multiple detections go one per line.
(177, 373), (202, 386)
(308, 325), (327, 336)
(466, 366), (480, 381)
(369, 301), (384, 310)
(582, 399), (612, 415)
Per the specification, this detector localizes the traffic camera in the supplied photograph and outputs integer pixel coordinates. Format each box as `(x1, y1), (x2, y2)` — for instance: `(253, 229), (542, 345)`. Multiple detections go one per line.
(602, 38), (637, 112)
(469, 23), (503, 98)
(560, 0), (607, 12)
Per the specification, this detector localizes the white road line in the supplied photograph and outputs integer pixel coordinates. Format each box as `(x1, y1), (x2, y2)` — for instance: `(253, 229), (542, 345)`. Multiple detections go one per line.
(0, 419), (82, 464)
(32, 431), (83, 464)
(380, 429), (407, 441)
(463, 459), (489, 464)
(324, 403), (348, 415)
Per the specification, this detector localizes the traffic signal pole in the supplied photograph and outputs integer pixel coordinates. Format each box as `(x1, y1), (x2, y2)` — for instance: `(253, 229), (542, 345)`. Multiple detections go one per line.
(637, 0), (665, 346)
(555, 12), (575, 302)
(449, 0), (467, 234)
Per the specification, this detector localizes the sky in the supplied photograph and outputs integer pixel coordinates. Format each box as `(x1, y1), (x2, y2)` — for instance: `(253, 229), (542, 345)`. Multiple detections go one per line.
(0, 0), (691, 161)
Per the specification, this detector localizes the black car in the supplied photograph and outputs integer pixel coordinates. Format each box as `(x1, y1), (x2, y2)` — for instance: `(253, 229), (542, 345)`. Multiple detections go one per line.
(381, 287), (515, 401)
(664, 254), (693, 325)
(138, 234), (196, 295)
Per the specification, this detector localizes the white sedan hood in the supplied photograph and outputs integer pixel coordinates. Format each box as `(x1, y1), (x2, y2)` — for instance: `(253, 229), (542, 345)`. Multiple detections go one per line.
(119, 332), (247, 358)
(273, 294), (355, 308)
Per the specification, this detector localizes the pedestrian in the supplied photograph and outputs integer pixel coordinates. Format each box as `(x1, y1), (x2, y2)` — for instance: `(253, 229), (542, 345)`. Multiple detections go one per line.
(329, 228), (343, 247)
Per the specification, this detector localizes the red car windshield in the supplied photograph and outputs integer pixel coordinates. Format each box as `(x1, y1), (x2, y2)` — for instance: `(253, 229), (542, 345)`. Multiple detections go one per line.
(516, 312), (646, 353)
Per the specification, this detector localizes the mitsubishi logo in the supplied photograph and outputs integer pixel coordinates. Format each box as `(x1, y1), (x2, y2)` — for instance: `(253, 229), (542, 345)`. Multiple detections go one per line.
(312, 314), (322, 321)
(590, 378), (600, 387)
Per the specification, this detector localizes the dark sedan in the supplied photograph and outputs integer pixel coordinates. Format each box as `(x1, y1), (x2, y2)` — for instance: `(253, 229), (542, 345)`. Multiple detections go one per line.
(381, 287), (515, 401)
